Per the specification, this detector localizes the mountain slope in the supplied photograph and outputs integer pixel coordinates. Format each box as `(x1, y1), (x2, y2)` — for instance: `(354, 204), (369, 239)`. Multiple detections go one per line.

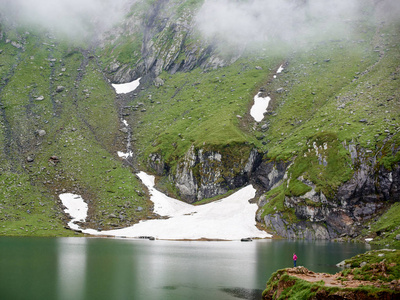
(0, 0), (398, 241)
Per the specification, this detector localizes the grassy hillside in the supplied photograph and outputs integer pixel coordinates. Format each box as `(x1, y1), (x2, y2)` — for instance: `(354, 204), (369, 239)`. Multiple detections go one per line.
(0, 0), (398, 237)
(358, 202), (400, 248)
(0, 25), (151, 236)
(130, 4), (399, 194)
(130, 51), (285, 171)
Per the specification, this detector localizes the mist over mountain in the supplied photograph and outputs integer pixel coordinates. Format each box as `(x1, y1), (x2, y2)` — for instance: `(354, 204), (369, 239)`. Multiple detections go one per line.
(0, 0), (133, 39)
(195, 0), (400, 47)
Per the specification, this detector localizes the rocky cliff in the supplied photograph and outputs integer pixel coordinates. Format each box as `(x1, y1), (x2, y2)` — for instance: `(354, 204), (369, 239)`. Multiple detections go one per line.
(256, 144), (400, 239)
(100, 0), (225, 84)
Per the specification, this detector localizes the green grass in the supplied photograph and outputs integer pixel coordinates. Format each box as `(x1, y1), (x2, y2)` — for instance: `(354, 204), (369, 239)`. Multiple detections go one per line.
(339, 249), (400, 282)
(360, 203), (400, 249)
(254, 19), (400, 161)
(263, 270), (394, 300)
(99, 32), (143, 67)
(261, 185), (286, 217)
(256, 15), (399, 231)
(131, 53), (285, 171)
(263, 249), (400, 300)
(0, 25), (151, 235)
(129, 7), (399, 196)
(0, 171), (75, 237)
(287, 132), (353, 199)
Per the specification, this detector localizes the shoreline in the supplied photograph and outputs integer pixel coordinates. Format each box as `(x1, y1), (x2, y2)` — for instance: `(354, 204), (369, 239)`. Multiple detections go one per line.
(60, 171), (272, 241)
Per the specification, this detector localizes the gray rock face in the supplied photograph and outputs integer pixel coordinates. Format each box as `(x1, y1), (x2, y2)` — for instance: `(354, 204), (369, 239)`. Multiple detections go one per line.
(171, 146), (262, 203)
(257, 144), (399, 239)
(252, 160), (290, 191)
(262, 212), (335, 240)
(148, 153), (168, 176)
(103, 0), (224, 84)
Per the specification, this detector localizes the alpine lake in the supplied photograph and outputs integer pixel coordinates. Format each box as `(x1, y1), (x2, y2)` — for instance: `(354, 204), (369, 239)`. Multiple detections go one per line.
(0, 237), (376, 300)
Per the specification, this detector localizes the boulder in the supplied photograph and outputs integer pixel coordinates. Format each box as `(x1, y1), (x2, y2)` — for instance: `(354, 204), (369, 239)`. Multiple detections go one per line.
(56, 86), (65, 93)
(36, 130), (46, 137)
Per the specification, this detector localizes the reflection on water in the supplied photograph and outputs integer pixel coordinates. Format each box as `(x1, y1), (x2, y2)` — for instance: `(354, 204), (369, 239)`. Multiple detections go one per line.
(57, 238), (87, 300)
(0, 237), (374, 300)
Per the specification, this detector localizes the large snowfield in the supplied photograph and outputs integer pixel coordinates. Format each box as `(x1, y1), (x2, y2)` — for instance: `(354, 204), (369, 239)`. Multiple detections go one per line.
(60, 172), (271, 240)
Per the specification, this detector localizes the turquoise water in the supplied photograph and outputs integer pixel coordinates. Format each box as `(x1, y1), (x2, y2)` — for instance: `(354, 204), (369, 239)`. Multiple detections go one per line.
(0, 237), (374, 300)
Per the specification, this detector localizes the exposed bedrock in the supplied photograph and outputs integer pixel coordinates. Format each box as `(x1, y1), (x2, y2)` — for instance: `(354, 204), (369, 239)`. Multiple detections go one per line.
(257, 145), (400, 239)
(149, 146), (263, 204)
(148, 141), (399, 239)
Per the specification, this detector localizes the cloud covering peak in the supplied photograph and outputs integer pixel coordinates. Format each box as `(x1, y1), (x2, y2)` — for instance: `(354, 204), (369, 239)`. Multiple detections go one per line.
(194, 0), (399, 47)
(0, 0), (133, 39)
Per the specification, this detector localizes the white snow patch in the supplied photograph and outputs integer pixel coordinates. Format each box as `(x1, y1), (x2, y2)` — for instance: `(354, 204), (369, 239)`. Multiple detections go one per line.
(122, 119), (128, 127)
(117, 151), (133, 159)
(112, 78), (141, 94)
(365, 238), (373, 242)
(59, 193), (88, 231)
(273, 65), (284, 78)
(60, 172), (271, 240)
(250, 93), (271, 122)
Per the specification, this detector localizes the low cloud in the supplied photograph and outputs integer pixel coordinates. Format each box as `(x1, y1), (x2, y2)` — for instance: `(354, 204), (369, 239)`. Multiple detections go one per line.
(0, 0), (134, 39)
(195, 0), (399, 47)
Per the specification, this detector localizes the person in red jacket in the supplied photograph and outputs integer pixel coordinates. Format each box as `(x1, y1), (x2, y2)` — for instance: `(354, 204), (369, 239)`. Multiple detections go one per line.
(293, 253), (297, 267)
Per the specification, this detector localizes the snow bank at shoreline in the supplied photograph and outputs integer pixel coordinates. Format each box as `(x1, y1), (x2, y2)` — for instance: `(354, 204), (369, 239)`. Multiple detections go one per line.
(112, 78), (141, 94)
(59, 194), (88, 231)
(60, 172), (271, 240)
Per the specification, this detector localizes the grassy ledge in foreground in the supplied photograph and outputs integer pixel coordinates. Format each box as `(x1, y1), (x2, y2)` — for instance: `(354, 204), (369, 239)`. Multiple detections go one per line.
(262, 249), (400, 300)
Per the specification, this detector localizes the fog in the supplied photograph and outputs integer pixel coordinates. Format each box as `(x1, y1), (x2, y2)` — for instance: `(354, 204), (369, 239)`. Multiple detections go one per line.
(195, 0), (400, 47)
(0, 0), (134, 39)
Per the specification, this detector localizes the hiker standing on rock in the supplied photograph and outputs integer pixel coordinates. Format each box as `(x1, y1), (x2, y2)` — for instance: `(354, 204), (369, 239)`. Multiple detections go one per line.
(293, 253), (297, 267)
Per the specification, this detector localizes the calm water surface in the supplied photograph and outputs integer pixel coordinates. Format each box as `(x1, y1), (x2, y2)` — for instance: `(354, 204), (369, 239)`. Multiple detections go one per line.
(0, 237), (374, 300)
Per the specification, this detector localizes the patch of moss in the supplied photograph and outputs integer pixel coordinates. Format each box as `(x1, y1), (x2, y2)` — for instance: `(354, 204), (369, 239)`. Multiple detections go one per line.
(286, 132), (353, 200)
(261, 185), (286, 217)
(340, 249), (400, 283)
(360, 202), (400, 249)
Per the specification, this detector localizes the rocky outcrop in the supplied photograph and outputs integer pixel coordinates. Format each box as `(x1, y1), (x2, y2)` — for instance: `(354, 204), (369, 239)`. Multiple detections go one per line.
(252, 160), (290, 192)
(101, 0), (226, 84)
(337, 148), (400, 204)
(149, 145), (262, 203)
(174, 146), (262, 203)
(257, 144), (400, 240)
(148, 153), (169, 176)
(261, 212), (337, 240)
